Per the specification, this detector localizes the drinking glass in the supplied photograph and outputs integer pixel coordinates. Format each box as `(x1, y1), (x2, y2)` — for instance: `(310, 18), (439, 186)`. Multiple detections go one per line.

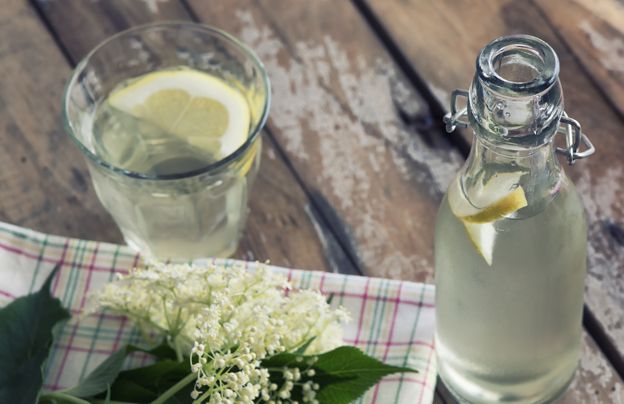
(63, 22), (270, 260)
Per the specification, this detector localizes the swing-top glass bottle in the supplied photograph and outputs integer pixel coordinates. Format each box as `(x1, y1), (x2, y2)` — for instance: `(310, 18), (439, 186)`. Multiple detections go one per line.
(435, 35), (595, 403)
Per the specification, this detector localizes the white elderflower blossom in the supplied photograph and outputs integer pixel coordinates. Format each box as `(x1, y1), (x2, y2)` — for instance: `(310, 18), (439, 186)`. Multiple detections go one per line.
(90, 262), (350, 403)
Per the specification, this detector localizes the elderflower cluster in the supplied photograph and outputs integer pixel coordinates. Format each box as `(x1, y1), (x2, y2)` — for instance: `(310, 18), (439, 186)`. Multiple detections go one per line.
(268, 357), (322, 403)
(91, 262), (350, 403)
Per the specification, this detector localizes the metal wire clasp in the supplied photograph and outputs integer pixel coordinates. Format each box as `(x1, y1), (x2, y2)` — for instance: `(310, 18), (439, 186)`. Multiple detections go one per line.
(442, 88), (595, 165)
(555, 112), (595, 165)
(443, 89), (469, 132)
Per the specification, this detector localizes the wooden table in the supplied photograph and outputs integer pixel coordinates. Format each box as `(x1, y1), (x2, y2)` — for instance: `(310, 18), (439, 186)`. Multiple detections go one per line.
(1, 0), (623, 401)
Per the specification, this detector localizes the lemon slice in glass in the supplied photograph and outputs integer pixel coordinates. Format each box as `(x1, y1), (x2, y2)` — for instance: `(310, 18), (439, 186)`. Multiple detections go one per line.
(448, 172), (528, 265)
(109, 68), (250, 160)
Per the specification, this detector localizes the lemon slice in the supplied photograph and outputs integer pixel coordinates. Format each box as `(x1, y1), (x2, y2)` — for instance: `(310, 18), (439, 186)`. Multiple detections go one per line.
(463, 222), (497, 265)
(449, 172), (528, 265)
(109, 68), (250, 159)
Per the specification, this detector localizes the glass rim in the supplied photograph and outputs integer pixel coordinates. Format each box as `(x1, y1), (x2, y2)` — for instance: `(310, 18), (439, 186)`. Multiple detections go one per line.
(62, 21), (271, 181)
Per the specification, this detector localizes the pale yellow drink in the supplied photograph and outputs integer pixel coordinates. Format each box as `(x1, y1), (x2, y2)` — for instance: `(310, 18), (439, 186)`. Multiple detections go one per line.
(435, 34), (591, 404)
(88, 68), (260, 259)
(63, 24), (269, 261)
(435, 173), (587, 402)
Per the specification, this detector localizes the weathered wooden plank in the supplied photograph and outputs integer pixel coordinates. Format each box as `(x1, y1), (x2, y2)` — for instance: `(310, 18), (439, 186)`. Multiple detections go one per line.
(40, 1), (466, 279)
(0, 0), (120, 242)
(35, 0), (189, 61)
(535, 0), (624, 119)
(363, 0), (624, 398)
(11, 0), (349, 273)
(561, 331), (624, 403)
(181, 0), (463, 282)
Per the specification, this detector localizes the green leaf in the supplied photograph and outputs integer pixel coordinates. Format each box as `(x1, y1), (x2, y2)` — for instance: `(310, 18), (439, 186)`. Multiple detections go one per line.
(316, 347), (416, 403)
(263, 346), (416, 404)
(59, 347), (128, 397)
(46, 340), (186, 402)
(108, 359), (190, 402)
(0, 265), (70, 404)
(127, 341), (177, 361)
(56, 340), (178, 400)
(117, 359), (189, 389)
(108, 379), (158, 402)
(294, 337), (316, 355)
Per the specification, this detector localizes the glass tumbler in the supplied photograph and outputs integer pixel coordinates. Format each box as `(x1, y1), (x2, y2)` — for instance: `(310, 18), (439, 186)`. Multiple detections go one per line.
(63, 22), (270, 261)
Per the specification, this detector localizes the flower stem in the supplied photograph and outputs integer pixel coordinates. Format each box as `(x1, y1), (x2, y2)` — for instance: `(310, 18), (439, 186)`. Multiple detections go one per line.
(174, 337), (183, 362)
(151, 371), (196, 404)
(40, 392), (91, 404)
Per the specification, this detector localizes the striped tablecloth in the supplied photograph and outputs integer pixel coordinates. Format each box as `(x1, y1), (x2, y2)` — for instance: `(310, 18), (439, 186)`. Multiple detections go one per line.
(0, 221), (436, 404)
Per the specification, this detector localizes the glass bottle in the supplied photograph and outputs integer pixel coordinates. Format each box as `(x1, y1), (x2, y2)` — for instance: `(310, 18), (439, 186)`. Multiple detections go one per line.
(435, 35), (595, 403)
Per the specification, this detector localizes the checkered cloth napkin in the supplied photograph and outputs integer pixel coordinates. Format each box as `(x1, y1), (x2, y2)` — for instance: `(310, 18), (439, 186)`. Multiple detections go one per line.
(0, 221), (436, 404)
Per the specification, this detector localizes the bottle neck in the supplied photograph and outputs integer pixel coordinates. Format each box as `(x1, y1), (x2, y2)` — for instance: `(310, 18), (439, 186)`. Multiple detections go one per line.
(462, 136), (564, 216)
(469, 35), (564, 147)
(459, 36), (568, 216)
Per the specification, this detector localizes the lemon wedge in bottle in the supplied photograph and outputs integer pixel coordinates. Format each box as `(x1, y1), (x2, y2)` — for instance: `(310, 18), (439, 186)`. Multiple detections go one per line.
(448, 172), (528, 265)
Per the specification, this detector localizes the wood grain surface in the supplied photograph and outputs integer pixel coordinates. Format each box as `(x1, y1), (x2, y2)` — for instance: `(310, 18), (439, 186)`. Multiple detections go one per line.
(36, 0), (466, 282)
(183, 0), (464, 282)
(536, 0), (624, 119)
(363, 0), (624, 400)
(0, 0), (120, 242)
(519, 3), (624, 368)
(8, 0), (349, 274)
(40, 0), (466, 282)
